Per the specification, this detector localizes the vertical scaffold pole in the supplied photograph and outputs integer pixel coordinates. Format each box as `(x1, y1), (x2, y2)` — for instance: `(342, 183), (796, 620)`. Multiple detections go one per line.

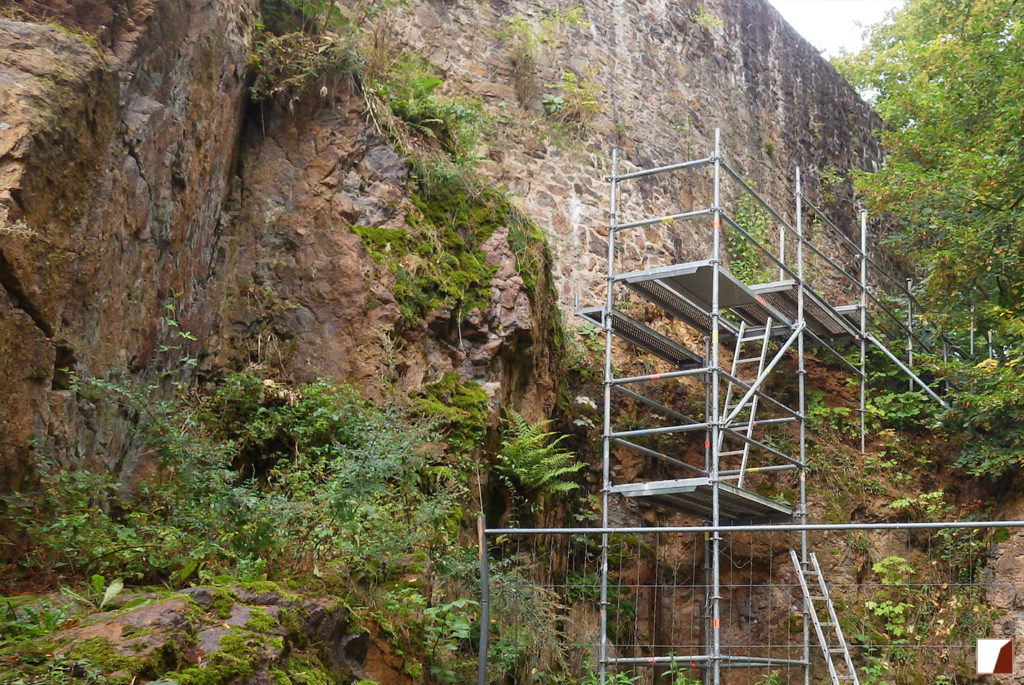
(796, 167), (810, 685)
(598, 149), (619, 685)
(859, 211), (868, 456)
(779, 220), (786, 281)
(710, 128), (723, 685)
(476, 515), (489, 685)
(703, 330), (712, 685)
(906, 278), (914, 391)
(970, 305), (976, 356)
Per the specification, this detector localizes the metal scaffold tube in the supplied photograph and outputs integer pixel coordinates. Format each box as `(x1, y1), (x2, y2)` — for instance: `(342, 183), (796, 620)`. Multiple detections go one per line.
(487, 518), (1024, 535)
(710, 127), (723, 685)
(598, 148), (618, 685)
(476, 515), (489, 685)
(860, 211), (868, 456)
(796, 166), (810, 685)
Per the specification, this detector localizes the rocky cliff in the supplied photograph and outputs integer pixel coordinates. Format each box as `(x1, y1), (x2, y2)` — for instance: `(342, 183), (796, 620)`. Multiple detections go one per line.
(0, 0), (883, 488)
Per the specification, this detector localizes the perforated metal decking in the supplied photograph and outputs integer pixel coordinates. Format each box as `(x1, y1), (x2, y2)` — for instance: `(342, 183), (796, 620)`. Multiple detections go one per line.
(615, 260), (859, 345)
(611, 477), (794, 523)
(577, 307), (703, 369)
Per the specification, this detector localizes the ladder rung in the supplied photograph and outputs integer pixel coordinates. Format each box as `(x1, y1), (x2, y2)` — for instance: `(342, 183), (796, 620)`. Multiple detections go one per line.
(735, 357), (762, 363)
(720, 449), (746, 456)
(820, 621), (835, 627)
(810, 595), (826, 601)
(829, 648), (847, 654)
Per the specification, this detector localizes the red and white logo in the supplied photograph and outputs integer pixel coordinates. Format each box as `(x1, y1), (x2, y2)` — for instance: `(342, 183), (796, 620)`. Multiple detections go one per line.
(977, 638), (1013, 674)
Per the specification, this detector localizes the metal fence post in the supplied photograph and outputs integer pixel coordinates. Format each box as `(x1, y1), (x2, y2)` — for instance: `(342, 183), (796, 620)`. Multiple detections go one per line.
(477, 514), (489, 685)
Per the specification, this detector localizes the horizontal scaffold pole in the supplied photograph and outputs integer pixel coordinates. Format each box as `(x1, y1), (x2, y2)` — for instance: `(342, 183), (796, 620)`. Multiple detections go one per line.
(608, 156), (713, 182)
(609, 655), (807, 667)
(612, 207), (712, 232)
(607, 422), (710, 439)
(611, 437), (706, 475)
(721, 463), (800, 477)
(610, 367), (710, 385)
(486, 519), (1024, 535)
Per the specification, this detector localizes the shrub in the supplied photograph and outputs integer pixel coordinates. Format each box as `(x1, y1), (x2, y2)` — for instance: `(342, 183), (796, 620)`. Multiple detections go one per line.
(2, 373), (463, 585)
(248, 31), (361, 104)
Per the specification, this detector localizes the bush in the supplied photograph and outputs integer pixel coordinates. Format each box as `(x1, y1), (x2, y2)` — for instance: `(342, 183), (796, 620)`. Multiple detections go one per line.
(2, 373), (464, 585)
(248, 31), (361, 104)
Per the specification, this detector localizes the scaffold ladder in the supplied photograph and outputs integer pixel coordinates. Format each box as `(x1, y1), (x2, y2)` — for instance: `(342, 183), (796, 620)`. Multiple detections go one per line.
(719, 319), (772, 488)
(789, 550), (860, 684)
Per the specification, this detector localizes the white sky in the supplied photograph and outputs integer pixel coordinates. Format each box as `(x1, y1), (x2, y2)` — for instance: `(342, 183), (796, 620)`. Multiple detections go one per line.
(767, 0), (906, 58)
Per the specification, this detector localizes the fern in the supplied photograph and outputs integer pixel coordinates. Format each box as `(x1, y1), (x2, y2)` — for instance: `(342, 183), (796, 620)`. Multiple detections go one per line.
(496, 410), (583, 498)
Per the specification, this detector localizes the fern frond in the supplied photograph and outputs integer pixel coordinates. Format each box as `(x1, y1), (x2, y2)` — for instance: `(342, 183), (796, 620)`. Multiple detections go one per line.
(496, 410), (584, 500)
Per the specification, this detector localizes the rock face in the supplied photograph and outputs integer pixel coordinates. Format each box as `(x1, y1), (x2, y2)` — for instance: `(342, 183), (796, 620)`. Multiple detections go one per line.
(218, 83), (557, 419)
(0, 1), (256, 487)
(0, 0), (880, 498)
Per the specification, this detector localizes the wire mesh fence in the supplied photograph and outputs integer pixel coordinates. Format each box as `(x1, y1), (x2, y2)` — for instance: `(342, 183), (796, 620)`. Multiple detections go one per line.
(481, 526), (1017, 684)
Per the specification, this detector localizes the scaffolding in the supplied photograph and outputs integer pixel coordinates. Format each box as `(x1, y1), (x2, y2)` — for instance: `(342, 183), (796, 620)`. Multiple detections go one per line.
(478, 130), (1003, 684)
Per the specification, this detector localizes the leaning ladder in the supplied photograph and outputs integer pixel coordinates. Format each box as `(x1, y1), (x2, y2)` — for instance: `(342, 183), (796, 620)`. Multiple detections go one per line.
(789, 550), (860, 684)
(718, 320), (772, 487)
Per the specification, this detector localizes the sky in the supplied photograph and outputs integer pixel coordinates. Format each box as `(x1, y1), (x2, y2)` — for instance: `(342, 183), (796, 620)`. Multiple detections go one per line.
(767, 0), (906, 58)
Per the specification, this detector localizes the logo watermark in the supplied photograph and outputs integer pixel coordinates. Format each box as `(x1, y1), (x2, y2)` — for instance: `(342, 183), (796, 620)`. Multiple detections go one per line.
(977, 638), (1013, 674)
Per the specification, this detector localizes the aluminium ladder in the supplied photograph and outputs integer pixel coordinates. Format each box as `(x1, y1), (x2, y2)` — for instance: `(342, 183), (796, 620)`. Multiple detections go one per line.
(789, 550), (860, 684)
(718, 319), (772, 488)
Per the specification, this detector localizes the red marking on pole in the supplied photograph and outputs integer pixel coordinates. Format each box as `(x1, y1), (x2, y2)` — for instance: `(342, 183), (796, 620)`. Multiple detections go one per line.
(755, 295), (766, 305)
(712, 618), (721, 629)
(704, 440), (711, 449)
(651, 374), (661, 380)
(691, 662), (697, 669)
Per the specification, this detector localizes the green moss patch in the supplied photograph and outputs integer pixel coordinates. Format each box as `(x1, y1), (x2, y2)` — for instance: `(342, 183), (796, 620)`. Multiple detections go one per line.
(415, 373), (488, 457)
(166, 629), (283, 684)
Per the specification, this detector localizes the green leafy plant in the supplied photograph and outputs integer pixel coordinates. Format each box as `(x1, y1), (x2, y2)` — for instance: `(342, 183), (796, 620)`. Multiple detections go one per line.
(248, 31), (360, 104)
(493, 8), (589, 105)
(727, 194), (775, 283)
(581, 671), (638, 684)
(863, 556), (916, 640)
(370, 54), (481, 159)
(495, 410), (584, 503)
(60, 574), (124, 610)
(543, 70), (603, 130)
(0, 601), (68, 645)
(659, 659), (701, 684)
(424, 598), (479, 683)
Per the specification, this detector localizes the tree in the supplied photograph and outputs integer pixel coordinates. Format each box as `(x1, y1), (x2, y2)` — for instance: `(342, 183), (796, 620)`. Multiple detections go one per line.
(834, 0), (1024, 330)
(835, 0), (1024, 477)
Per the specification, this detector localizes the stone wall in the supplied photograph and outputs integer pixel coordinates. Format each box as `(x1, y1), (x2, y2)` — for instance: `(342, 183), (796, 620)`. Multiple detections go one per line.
(386, 0), (884, 312)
